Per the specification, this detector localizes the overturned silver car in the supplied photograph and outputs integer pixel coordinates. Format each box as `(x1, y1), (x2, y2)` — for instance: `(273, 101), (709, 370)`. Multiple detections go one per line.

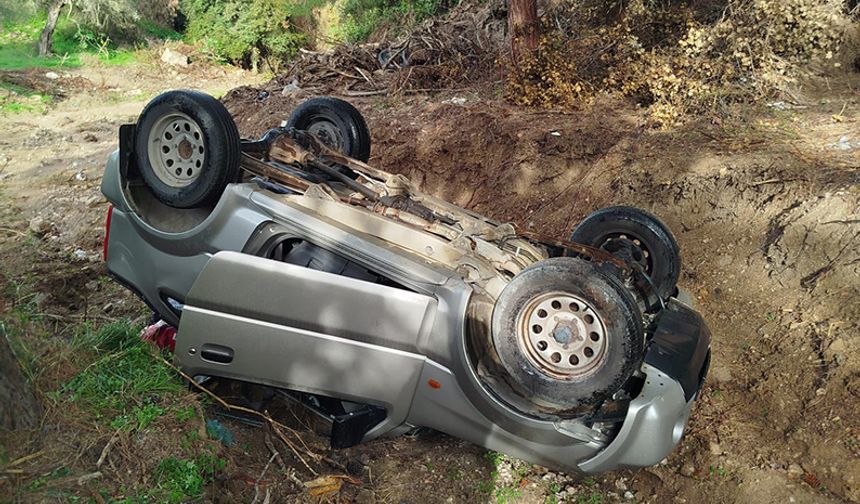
(101, 90), (710, 473)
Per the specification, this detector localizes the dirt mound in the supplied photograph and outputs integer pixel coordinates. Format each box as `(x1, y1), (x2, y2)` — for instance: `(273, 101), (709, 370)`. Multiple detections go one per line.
(0, 69), (94, 99)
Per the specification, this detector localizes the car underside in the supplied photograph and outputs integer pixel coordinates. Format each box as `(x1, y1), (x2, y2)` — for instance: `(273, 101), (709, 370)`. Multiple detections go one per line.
(101, 90), (710, 474)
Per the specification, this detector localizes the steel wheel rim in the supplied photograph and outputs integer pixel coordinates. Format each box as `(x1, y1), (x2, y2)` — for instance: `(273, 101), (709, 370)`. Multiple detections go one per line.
(307, 119), (344, 152)
(147, 112), (206, 188)
(516, 291), (608, 379)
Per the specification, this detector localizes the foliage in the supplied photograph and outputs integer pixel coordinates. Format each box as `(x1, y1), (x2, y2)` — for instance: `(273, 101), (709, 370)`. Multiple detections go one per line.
(182, 0), (324, 70)
(510, 0), (849, 125)
(506, 37), (589, 108)
(338, 0), (449, 43)
(154, 454), (226, 503)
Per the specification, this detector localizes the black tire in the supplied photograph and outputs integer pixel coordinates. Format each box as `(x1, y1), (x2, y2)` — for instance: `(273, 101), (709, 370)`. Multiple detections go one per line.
(570, 206), (680, 300)
(286, 97), (371, 162)
(491, 257), (644, 412)
(134, 90), (240, 209)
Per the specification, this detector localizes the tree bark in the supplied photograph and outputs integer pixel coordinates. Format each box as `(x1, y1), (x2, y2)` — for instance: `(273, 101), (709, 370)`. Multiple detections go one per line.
(0, 334), (41, 430)
(38, 0), (66, 57)
(508, 0), (538, 63)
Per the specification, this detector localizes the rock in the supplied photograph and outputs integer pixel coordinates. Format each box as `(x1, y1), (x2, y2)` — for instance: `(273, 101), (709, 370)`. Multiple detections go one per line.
(73, 249), (88, 260)
(787, 463), (803, 478)
(83, 133), (98, 142)
(45, 71), (60, 80)
(74, 171), (87, 181)
(281, 81), (301, 95)
(711, 365), (732, 383)
(709, 441), (723, 455)
(680, 462), (696, 476)
(161, 48), (190, 67)
(28, 216), (51, 235)
(624, 491), (635, 500)
(829, 338), (846, 354)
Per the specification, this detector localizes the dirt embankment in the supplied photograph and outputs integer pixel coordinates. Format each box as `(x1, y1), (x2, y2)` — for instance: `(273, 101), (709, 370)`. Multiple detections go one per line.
(224, 83), (860, 503)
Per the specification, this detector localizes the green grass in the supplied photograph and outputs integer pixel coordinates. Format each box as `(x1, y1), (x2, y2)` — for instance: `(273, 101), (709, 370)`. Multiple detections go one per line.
(0, 15), (144, 72)
(0, 82), (53, 114)
(61, 320), (184, 428)
(154, 454), (226, 503)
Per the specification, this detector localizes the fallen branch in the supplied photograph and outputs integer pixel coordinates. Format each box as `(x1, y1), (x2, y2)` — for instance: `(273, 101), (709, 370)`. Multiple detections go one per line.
(96, 431), (120, 468)
(252, 453), (277, 504)
(7, 450), (44, 467)
(159, 356), (321, 476)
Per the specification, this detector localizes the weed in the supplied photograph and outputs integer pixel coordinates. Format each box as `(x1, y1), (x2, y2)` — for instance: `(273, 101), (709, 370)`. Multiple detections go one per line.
(708, 464), (731, 479)
(494, 485), (523, 503)
(577, 492), (604, 504)
(110, 401), (166, 431)
(445, 466), (463, 481)
(175, 406), (197, 423)
(154, 454), (226, 503)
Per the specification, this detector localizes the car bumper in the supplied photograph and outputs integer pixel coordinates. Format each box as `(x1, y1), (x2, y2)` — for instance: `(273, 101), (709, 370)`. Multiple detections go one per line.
(579, 298), (711, 473)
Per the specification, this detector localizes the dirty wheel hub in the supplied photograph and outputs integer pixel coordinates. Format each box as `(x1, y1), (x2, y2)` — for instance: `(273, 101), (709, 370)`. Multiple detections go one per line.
(517, 292), (608, 379)
(308, 120), (345, 152)
(147, 112), (206, 188)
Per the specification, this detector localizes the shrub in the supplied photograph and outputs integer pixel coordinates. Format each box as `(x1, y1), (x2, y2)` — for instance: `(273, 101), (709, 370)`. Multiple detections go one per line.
(510, 0), (849, 125)
(182, 0), (325, 70)
(338, 0), (450, 43)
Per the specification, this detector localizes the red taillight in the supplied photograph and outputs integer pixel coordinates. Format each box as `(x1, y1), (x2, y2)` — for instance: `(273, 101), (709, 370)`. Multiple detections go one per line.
(103, 205), (113, 261)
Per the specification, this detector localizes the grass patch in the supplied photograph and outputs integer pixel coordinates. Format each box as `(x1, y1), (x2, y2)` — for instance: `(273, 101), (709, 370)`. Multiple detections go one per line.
(154, 454), (226, 503)
(61, 320), (184, 428)
(0, 15), (144, 72)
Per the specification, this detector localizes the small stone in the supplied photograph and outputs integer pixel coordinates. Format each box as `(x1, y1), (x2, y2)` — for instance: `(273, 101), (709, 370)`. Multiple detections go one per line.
(45, 71), (60, 80)
(815, 387), (826, 396)
(83, 133), (98, 142)
(829, 338), (846, 354)
(73, 249), (88, 260)
(709, 441), (723, 455)
(624, 491), (634, 500)
(28, 216), (51, 235)
(161, 47), (190, 67)
(787, 463), (803, 478)
(711, 365), (732, 383)
(281, 81), (301, 95)
(680, 462), (695, 476)
(74, 171), (87, 181)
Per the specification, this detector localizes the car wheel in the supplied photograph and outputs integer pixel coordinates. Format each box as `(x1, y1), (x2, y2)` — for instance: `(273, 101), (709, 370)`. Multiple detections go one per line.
(491, 257), (644, 413)
(286, 97), (371, 162)
(570, 206), (681, 300)
(134, 90), (240, 209)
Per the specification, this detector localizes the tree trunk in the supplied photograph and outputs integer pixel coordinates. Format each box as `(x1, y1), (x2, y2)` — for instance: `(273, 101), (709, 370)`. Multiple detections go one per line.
(508, 0), (539, 63)
(0, 334), (41, 430)
(38, 0), (66, 57)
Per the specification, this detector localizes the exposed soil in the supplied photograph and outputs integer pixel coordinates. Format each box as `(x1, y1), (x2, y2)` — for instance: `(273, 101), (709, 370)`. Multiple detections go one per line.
(1, 57), (859, 503)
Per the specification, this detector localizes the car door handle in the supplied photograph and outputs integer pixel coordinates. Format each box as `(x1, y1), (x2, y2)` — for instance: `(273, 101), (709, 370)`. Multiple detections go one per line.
(200, 344), (234, 364)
